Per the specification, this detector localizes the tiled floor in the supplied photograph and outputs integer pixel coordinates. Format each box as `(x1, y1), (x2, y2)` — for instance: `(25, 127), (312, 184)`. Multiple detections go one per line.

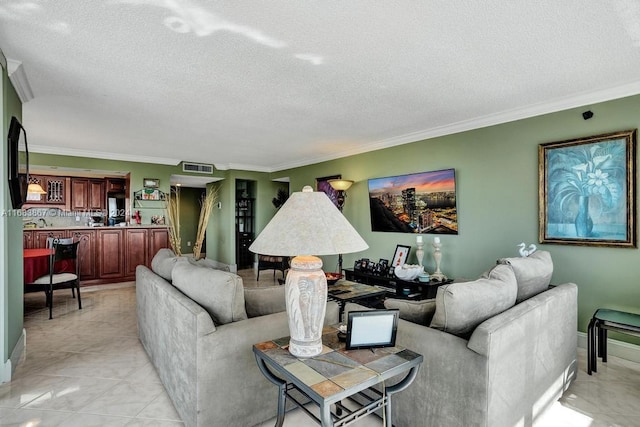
(0, 268), (638, 427)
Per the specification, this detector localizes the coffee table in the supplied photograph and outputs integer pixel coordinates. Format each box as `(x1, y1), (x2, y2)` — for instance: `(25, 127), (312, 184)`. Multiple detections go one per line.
(254, 326), (422, 427)
(327, 280), (389, 320)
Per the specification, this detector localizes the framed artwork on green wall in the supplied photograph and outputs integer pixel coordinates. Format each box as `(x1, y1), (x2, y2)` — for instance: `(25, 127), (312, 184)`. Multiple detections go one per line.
(538, 129), (637, 247)
(316, 175), (341, 207)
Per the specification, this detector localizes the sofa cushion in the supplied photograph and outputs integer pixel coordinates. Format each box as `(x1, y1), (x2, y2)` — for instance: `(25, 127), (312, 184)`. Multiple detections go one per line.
(430, 264), (517, 337)
(384, 298), (436, 326)
(244, 286), (287, 318)
(171, 261), (248, 325)
(498, 250), (553, 303)
(150, 248), (177, 281)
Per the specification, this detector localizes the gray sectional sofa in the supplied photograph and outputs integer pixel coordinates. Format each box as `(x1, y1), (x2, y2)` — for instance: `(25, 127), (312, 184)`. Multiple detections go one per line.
(138, 249), (576, 427)
(353, 250), (578, 427)
(136, 249), (339, 427)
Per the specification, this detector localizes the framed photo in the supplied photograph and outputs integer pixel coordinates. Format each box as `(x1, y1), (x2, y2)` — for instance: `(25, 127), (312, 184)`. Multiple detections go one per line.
(316, 174), (341, 207)
(143, 178), (159, 188)
(539, 129), (637, 247)
(346, 309), (399, 350)
(391, 245), (411, 267)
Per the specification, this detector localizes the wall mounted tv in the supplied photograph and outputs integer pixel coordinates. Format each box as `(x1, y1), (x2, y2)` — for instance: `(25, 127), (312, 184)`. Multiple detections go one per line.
(7, 116), (29, 209)
(368, 168), (458, 234)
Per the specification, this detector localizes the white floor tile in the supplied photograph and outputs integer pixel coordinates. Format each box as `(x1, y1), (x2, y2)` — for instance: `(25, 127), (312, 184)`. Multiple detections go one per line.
(3, 279), (638, 427)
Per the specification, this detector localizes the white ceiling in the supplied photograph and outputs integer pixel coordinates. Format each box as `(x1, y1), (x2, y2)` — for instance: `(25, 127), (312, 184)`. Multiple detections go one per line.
(2, 1), (640, 173)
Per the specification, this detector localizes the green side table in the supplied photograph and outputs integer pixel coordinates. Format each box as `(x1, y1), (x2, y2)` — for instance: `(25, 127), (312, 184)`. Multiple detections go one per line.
(587, 308), (640, 375)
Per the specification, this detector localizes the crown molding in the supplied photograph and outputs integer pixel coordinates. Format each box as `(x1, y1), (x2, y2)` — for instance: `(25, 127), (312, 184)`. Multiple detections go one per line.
(29, 144), (181, 166)
(270, 80), (640, 173)
(6, 59), (34, 103)
(214, 162), (274, 173)
(23, 79), (640, 174)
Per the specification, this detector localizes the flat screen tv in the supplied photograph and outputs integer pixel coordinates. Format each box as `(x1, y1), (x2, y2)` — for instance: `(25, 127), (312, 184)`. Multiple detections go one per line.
(368, 168), (458, 234)
(7, 116), (29, 209)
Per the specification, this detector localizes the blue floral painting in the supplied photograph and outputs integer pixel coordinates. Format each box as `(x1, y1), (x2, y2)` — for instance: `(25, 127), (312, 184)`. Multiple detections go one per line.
(539, 129), (636, 247)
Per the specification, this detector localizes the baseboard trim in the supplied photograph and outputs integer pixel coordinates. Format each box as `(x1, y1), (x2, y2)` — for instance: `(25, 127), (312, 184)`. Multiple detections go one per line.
(577, 331), (640, 363)
(2, 328), (26, 383)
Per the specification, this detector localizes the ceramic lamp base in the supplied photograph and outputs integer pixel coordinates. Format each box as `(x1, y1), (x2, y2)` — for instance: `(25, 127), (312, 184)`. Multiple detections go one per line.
(285, 255), (327, 358)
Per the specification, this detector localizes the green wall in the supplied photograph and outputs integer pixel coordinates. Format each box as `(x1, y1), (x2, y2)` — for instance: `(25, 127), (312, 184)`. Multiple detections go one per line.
(205, 171), (289, 266)
(1, 59), (24, 376)
(176, 186), (204, 255)
(279, 94), (640, 345)
(9, 85), (640, 349)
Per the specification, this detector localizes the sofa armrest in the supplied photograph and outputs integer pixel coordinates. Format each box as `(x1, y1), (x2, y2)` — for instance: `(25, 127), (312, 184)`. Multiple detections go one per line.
(195, 300), (340, 427)
(344, 302), (488, 427)
(465, 283), (578, 427)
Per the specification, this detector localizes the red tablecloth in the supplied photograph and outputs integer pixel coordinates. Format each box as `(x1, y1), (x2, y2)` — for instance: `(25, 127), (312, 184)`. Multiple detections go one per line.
(23, 248), (53, 284)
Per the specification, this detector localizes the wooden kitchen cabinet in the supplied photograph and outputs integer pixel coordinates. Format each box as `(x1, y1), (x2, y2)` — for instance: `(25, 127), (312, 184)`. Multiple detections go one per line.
(23, 175), (70, 209)
(69, 229), (97, 280)
(71, 178), (106, 212)
(97, 228), (124, 279)
(148, 227), (170, 264)
(71, 179), (89, 211)
(32, 229), (67, 249)
(23, 230), (33, 249)
(89, 180), (105, 210)
(125, 228), (148, 277)
(106, 178), (125, 193)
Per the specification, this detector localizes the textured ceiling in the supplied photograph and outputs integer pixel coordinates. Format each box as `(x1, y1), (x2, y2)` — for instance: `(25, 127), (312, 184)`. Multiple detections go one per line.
(2, 1), (640, 173)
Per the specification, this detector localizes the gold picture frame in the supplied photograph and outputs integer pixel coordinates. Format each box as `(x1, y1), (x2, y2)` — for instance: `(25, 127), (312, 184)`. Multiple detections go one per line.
(538, 129), (637, 247)
(143, 178), (159, 188)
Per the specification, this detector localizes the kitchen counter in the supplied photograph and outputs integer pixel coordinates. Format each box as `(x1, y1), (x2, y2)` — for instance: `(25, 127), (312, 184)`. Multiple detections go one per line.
(23, 226), (170, 285)
(24, 224), (169, 230)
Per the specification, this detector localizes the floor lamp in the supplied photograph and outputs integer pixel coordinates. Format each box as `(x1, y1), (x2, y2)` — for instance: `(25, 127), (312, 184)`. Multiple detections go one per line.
(328, 179), (354, 274)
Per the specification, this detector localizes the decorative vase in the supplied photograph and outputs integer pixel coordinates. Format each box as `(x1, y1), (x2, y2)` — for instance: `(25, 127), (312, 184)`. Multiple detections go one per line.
(285, 256), (327, 358)
(574, 196), (593, 237)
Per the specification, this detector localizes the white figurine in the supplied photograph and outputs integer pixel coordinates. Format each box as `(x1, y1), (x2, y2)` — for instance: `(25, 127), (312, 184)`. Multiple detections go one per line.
(517, 242), (537, 257)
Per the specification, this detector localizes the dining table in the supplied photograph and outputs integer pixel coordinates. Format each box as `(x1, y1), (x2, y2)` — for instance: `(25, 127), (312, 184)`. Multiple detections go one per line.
(23, 248), (54, 284)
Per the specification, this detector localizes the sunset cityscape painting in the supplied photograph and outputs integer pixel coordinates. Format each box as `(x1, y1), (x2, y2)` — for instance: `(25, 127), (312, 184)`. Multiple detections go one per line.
(368, 169), (458, 234)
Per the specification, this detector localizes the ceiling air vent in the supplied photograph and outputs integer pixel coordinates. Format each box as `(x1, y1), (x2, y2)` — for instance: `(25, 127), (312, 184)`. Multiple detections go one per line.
(182, 162), (214, 174)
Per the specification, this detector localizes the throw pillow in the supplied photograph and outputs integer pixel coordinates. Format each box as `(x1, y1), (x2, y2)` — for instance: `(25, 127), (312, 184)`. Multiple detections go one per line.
(244, 286), (286, 318)
(150, 248), (177, 281)
(498, 250), (553, 303)
(430, 264), (517, 337)
(171, 262), (248, 325)
(383, 298), (436, 326)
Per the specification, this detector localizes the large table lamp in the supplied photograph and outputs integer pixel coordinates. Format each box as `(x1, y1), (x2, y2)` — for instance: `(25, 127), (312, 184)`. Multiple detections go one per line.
(249, 185), (368, 357)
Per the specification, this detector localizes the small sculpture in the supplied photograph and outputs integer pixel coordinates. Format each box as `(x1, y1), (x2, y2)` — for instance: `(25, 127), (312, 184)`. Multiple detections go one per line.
(517, 242), (537, 257)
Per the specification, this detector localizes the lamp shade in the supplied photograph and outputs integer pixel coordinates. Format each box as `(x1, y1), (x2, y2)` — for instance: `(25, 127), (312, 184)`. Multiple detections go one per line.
(249, 186), (368, 256)
(27, 183), (47, 194)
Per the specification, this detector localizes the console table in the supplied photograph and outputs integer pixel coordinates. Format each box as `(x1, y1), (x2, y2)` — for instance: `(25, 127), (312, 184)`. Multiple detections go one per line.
(327, 280), (389, 320)
(254, 327), (423, 427)
(344, 268), (451, 300)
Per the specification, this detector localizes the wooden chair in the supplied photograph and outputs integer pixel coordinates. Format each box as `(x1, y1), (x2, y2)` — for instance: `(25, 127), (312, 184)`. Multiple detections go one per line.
(257, 255), (288, 280)
(29, 239), (82, 319)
